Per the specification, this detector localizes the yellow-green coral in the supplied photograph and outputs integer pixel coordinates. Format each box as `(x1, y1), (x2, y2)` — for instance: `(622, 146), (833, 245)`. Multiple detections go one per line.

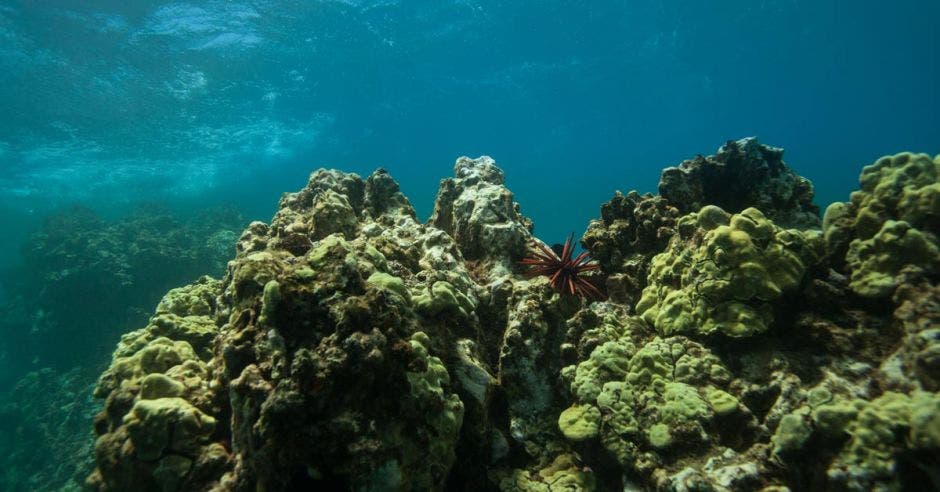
(494, 454), (596, 492)
(773, 389), (940, 490)
(706, 389), (739, 416)
(558, 404), (601, 441)
(845, 220), (940, 297)
(824, 152), (940, 298)
(568, 339), (633, 401)
(97, 337), (200, 397)
(139, 373), (186, 399)
(560, 336), (734, 468)
(155, 276), (221, 317)
(402, 332), (465, 489)
(123, 397), (216, 461)
(637, 206), (820, 337)
(771, 410), (813, 457)
(854, 152), (940, 239)
(366, 272), (410, 300)
(647, 423), (673, 449)
(412, 280), (476, 318)
(259, 279), (281, 324)
(828, 391), (940, 488)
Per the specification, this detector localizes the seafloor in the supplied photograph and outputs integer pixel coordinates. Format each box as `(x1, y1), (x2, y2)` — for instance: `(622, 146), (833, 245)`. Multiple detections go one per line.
(22, 138), (940, 491)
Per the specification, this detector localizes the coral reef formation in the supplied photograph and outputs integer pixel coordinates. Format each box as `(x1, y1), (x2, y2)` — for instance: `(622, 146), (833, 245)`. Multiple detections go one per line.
(0, 204), (243, 381)
(582, 137), (818, 308)
(0, 204), (243, 491)
(636, 206), (823, 337)
(0, 368), (97, 492)
(87, 145), (940, 491)
(824, 152), (940, 298)
(659, 137), (820, 229)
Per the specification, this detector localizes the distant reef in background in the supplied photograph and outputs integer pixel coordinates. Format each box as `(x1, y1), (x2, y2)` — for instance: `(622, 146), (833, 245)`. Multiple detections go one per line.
(0, 204), (244, 491)
(13, 138), (940, 491)
(0, 203), (244, 381)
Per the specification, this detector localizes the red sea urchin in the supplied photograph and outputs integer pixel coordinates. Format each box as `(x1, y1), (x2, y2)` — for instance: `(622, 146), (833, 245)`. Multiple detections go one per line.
(519, 234), (605, 300)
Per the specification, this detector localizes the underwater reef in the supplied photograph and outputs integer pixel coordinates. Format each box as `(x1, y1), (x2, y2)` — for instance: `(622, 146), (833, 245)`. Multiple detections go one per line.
(87, 138), (939, 491)
(0, 204), (243, 380)
(0, 204), (243, 491)
(0, 368), (97, 492)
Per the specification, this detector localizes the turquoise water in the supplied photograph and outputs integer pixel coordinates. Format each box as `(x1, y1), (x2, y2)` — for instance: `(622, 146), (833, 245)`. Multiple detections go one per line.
(2, 1), (937, 259)
(0, 1), (937, 490)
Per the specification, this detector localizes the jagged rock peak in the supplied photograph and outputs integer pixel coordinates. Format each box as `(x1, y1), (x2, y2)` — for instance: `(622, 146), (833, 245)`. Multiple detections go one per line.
(659, 136), (820, 229)
(430, 156), (533, 277)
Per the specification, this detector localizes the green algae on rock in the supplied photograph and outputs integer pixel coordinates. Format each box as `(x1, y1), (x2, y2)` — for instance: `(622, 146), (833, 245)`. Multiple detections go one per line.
(83, 145), (940, 492)
(824, 152), (940, 298)
(636, 206), (823, 337)
(559, 333), (745, 479)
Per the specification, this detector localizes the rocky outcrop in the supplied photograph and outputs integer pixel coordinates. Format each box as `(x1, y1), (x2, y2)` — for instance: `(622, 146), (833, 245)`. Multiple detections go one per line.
(87, 146), (940, 492)
(582, 137), (820, 310)
(636, 206), (824, 338)
(824, 152), (940, 297)
(430, 156), (533, 279)
(659, 137), (820, 229)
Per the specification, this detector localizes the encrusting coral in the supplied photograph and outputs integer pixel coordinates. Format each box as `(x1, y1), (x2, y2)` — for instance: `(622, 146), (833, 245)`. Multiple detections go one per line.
(87, 144), (940, 491)
(824, 152), (940, 298)
(636, 206), (824, 337)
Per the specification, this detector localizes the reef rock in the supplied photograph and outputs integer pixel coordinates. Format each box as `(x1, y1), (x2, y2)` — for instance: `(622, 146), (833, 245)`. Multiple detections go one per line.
(581, 191), (680, 306)
(659, 137), (820, 229)
(430, 156), (533, 279)
(86, 144), (940, 492)
(636, 206), (824, 338)
(825, 152), (940, 297)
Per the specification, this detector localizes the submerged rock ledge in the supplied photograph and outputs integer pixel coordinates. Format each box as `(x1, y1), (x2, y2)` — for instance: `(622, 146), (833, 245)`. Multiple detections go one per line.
(88, 139), (940, 491)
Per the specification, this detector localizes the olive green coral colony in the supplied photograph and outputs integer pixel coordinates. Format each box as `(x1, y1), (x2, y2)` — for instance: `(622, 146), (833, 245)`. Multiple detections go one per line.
(87, 139), (940, 491)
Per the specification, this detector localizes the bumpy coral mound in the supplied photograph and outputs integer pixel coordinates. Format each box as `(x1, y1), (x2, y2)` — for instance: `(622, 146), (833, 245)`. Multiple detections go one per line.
(771, 387), (940, 491)
(636, 206), (823, 337)
(88, 144), (940, 491)
(659, 137), (820, 229)
(88, 277), (229, 492)
(582, 138), (819, 309)
(825, 152), (940, 297)
(560, 331), (746, 471)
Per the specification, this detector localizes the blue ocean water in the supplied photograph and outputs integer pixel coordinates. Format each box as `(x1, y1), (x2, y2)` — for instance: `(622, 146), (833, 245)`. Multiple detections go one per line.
(2, 0), (937, 266)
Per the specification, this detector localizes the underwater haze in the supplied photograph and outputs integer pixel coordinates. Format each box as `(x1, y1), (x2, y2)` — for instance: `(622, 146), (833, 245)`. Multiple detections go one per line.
(1, 1), (939, 491)
(2, 0), (938, 262)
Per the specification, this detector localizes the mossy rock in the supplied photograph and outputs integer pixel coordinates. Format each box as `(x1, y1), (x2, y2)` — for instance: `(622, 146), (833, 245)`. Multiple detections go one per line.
(823, 152), (940, 297)
(637, 206), (821, 337)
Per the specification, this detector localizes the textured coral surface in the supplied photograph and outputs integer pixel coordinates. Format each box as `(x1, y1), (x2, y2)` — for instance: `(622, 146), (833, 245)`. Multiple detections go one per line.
(87, 144), (940, 491)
